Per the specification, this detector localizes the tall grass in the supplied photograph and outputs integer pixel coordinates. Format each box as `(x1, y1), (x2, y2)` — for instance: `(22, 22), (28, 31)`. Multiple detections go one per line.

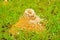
(0, 0), (60, 40)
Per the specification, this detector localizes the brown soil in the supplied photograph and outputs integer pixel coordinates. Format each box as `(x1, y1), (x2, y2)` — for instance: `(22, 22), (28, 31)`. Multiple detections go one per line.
(9, 15), (46, 36)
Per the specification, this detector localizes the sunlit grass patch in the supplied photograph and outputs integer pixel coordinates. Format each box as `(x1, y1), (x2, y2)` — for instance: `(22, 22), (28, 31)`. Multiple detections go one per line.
(0, 0), (60, 40)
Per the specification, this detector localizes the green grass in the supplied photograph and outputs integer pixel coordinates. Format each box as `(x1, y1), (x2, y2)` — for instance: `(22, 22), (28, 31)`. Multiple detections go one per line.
(0, 0), (60, 40)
